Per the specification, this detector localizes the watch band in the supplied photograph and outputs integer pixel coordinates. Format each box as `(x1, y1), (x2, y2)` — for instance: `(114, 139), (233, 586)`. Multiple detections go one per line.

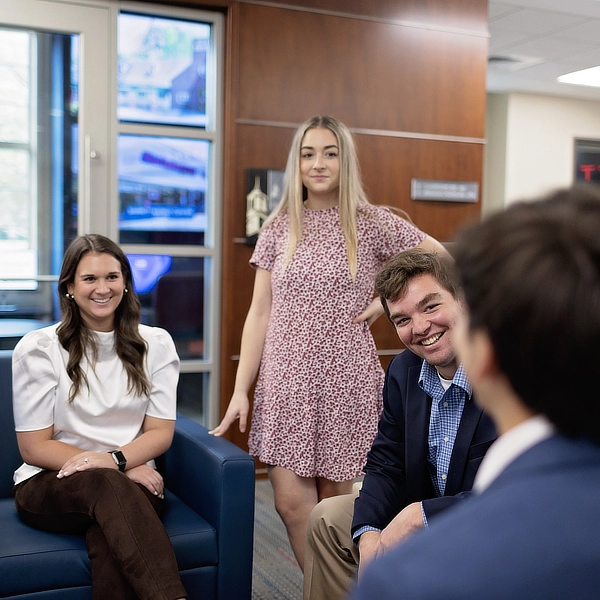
(109, 450), (127, 472)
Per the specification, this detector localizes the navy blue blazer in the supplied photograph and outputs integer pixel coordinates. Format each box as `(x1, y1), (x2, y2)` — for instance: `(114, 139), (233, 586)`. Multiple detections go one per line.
(350, 434), (600, 600)
(351, 350), (496, 536)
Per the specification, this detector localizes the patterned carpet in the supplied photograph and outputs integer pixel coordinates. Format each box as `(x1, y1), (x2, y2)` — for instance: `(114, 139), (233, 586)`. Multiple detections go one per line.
(252, 479), (303, 599)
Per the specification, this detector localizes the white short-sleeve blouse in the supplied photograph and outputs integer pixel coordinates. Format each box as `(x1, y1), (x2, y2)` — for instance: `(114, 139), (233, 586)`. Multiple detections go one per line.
(12, 323), (179, 485)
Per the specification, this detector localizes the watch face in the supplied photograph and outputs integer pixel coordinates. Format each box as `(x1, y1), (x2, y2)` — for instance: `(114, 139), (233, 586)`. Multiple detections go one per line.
(111, 451), (127, 470)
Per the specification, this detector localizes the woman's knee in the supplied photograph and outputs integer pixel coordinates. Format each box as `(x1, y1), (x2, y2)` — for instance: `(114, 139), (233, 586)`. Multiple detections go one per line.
(81, 469), (147, 505)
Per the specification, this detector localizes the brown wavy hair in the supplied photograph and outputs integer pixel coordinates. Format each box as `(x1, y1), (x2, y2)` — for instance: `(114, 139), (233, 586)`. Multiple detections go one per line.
(57, 234), (149, 403)
(453, 186), (600, 443)
(375, 248), (459, 320)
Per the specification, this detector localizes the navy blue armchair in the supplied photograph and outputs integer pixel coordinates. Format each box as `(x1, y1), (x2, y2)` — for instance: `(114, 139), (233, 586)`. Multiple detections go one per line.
(0, 349), (255, 599)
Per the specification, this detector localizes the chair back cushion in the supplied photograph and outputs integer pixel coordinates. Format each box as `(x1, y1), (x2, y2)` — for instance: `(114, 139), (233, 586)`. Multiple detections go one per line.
(0, 350), (21, 498)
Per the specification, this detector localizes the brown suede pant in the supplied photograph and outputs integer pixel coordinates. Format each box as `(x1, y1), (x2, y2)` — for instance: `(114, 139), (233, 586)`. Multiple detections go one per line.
(14, 468), (187, 600)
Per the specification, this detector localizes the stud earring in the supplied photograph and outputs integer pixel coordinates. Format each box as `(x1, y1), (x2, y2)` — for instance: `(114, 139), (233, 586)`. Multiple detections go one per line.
(124, 288), (128, 293)
(66, 292), (74, 300)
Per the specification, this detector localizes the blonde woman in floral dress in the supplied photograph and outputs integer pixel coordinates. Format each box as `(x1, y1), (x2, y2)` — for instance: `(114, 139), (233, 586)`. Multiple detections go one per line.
(211, 115), (445, 570)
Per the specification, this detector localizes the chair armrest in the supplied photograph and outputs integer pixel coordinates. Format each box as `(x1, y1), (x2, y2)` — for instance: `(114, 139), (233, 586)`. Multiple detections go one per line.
(163, 414), (255, 600)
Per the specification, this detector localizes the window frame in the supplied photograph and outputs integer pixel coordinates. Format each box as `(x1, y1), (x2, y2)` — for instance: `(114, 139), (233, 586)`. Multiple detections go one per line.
(114, 2), (224, 427)
(0, 0), (224, 427)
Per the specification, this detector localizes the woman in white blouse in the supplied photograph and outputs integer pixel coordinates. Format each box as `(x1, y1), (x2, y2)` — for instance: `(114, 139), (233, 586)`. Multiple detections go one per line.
(12, 234), (187, 600)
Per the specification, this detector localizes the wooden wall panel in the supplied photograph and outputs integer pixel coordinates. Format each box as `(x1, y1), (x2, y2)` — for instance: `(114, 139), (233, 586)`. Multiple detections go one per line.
(236, 4), (488, 138)
(106, 0), (488, 462)
(227, 0), (488, 32)
(355, 135), (483, 239)
(220, 124), (295, 452)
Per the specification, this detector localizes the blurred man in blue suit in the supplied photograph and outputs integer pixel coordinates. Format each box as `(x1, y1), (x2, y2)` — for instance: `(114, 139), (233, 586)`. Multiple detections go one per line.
(350, 186), (600, 600)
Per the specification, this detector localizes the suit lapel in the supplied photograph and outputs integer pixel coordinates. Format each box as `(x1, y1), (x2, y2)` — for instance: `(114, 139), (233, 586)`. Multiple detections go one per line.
(445, 398), (483, 495)
(405, 364), (433, 494)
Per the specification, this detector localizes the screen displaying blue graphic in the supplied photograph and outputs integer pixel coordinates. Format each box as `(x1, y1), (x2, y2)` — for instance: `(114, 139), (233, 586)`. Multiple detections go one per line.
(118, 135), (209, 242)
(127, 254), (172, 294)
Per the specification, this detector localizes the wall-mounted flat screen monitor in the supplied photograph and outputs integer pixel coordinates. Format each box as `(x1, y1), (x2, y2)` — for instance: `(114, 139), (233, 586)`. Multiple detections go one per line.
(118, 134), (209, 245)
(118, 12), (211, 127)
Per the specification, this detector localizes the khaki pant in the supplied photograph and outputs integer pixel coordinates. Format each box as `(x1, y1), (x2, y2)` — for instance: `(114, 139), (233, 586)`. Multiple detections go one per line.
(303, 483), (362, 600)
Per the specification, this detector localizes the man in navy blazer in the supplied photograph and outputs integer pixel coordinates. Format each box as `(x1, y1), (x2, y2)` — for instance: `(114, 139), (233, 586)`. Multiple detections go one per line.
(303, 249), (496, 600)
(350, 187), (600, 600)
(354, 349), (495, 529)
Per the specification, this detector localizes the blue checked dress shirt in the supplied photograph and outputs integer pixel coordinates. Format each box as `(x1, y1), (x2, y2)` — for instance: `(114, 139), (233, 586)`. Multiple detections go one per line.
(353, 360), (471, 543)
(419, 360), (471, 496)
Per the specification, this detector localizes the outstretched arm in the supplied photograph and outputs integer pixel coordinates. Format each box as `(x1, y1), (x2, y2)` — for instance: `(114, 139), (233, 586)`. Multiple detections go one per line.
(210, 267), (272, 436)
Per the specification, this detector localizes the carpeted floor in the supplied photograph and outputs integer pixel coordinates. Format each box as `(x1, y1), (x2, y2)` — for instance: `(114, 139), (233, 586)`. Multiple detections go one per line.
(252, 479), (303, 599)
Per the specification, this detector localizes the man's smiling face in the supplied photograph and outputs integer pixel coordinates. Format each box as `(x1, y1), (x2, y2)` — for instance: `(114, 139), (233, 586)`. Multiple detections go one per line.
(386, 273), (462, 379)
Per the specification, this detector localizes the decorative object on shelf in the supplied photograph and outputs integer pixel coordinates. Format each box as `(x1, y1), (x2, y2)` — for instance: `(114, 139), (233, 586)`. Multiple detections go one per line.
(245, 168), (284, 245)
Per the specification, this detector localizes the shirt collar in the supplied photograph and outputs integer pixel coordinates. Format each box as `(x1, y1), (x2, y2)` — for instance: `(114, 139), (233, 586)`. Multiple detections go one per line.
(419, 360), (472, 398)
(473, 414), (556, 493)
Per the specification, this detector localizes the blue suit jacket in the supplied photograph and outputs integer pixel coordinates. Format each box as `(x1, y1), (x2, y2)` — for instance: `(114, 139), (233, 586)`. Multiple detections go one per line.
(350, 434), (600, 599)
(352, 350), (496, 536)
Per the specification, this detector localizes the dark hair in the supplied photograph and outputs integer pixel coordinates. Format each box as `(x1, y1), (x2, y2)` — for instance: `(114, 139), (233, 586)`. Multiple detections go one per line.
(375, 248), (459, 320)
(57, 234), (149, 402)
(453, 186), (600, 443)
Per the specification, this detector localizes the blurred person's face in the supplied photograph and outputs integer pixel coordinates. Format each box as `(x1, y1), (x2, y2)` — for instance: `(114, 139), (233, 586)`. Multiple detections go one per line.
(452, 306), (511, 430)
(385, 273), (461, 379)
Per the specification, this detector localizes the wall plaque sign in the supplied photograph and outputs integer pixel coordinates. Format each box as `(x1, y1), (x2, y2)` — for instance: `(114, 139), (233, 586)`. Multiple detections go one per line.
(411, 179), (479, 203)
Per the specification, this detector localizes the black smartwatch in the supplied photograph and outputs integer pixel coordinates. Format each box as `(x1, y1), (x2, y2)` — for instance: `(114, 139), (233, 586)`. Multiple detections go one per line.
(109, 450), (127, 472)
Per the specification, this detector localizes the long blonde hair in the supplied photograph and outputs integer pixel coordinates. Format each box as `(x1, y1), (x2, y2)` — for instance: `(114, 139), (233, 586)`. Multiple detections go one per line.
(264, 115), (370, 279)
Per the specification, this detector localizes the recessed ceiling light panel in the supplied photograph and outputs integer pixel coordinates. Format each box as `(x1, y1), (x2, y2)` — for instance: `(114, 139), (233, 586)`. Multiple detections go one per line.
(558, 66), (600, 88)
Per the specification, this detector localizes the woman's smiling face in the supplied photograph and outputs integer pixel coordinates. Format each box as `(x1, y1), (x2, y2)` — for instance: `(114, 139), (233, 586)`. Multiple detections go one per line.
(300, 127), (341, 204)
(67, 252), (126, 332)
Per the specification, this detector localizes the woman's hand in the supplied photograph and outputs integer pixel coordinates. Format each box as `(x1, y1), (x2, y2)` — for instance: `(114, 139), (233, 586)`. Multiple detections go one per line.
(353, 297), (385, 327)
(126, 464), (165, 499)
(209, 391), (250, 436)
(209, 267), (271, 438)
(57, 451), (115, 478)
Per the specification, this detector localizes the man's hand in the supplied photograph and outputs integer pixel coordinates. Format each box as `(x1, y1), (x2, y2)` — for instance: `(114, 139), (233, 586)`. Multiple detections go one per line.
(357, 504), (426, 580)
(378, 502), (425, 554)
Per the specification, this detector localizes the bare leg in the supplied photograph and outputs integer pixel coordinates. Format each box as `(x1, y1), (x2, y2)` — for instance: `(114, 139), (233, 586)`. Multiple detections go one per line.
(268, 466), (353, 571)
(317, 477), (354, 501)
(268, 465), (317, 571)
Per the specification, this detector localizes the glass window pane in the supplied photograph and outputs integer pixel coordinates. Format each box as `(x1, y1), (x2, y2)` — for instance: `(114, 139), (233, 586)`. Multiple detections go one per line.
(118, 12), (210, 127)
(0, 27), (78, 321)
(128, 254), (206, 360)
(0, 148), (30, 247)
(0, 29), (30, 144)
(118, 134), (208, 245)
(177, 371), (208, 424)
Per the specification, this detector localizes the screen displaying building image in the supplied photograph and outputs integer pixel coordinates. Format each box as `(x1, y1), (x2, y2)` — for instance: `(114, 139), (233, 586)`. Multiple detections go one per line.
(118, 12), (211, 127)
(118, 134), (209, 245)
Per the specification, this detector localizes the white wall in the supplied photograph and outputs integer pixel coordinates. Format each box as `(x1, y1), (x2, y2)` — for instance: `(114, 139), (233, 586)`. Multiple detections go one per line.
(484, 92), (600, 212)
